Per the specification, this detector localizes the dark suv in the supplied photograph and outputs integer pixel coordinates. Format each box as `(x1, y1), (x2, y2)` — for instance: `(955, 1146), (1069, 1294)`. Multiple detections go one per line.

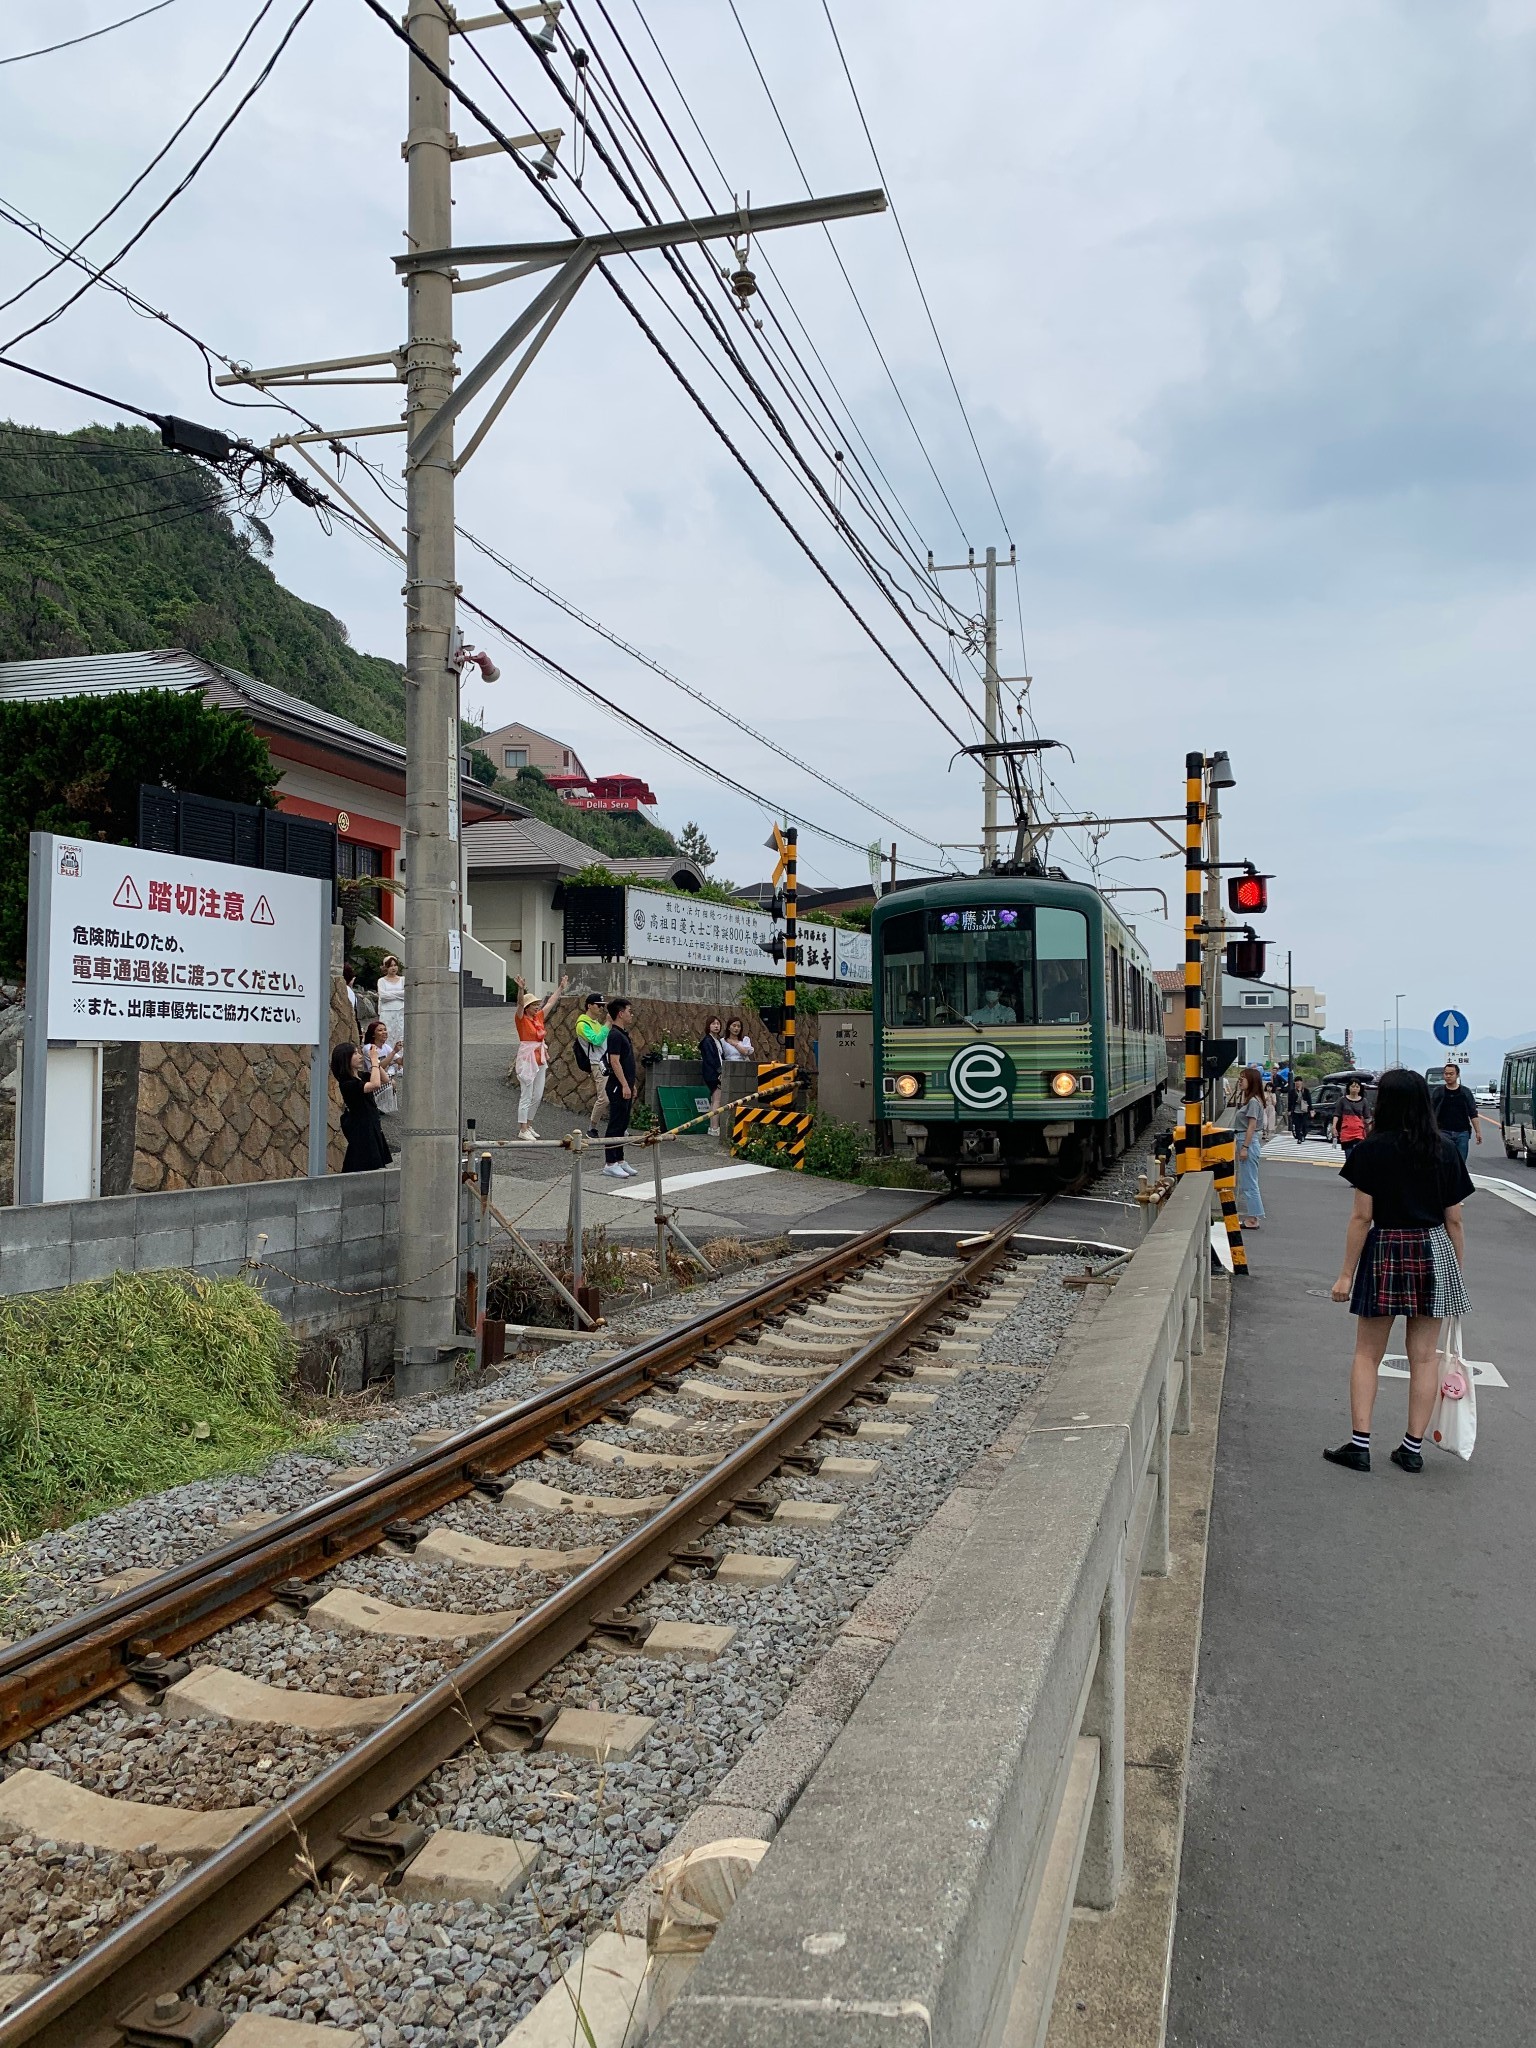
(1306, 1070), (1378, 1139)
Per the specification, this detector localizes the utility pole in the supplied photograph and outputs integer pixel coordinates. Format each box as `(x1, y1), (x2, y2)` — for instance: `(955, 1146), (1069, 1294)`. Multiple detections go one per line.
(928, 544), (1018, 869)
(396, 0), (462, 1369)
(221, 18), (887, 1370)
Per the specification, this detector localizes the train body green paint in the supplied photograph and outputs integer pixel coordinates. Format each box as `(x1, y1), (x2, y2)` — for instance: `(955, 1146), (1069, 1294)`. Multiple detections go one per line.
(871, 875), (1166, 1184)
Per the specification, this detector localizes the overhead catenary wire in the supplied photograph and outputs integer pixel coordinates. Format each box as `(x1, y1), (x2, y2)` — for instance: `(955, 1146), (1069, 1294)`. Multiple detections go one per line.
(0, 0), (183, 65)
(818, 0), (1014, 543)
(453, 1), (984, 718)
(3, 0), (317, 353)
(357, 0), (979, 756)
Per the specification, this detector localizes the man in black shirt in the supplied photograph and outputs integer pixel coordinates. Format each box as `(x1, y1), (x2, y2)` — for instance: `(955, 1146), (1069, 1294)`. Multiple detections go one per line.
(603, 998), (638, 1177)
(1431, 1061), (1481, 1163)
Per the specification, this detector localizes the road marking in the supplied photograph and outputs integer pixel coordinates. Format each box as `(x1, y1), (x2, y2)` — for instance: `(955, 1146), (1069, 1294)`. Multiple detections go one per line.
(604, 1161), (776, 1201)
(1379, 1355), (1508, 1388)
(1471, 1174), (1536, 1220)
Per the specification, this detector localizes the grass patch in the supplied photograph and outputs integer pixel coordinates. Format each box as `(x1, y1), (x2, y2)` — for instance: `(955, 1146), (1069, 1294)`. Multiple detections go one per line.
(0, 1271), (329, 1540)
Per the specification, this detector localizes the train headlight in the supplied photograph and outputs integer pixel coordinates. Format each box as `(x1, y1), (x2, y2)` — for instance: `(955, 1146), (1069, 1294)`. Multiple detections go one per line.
(893, 1071), (924, 1100)
(1048, 1070), (1078, 1098)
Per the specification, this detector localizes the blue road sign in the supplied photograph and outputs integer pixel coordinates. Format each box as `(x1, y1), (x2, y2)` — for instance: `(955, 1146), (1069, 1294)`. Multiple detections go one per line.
(1433, 1008), (1469, 1048)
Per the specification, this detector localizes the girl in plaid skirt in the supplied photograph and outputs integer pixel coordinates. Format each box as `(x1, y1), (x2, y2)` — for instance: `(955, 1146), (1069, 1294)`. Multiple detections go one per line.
(1324, 1068), (1474, 1475)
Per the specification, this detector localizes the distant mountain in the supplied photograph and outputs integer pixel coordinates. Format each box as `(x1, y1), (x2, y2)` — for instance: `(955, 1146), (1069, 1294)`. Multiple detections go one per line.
(0, 420), (407, 739)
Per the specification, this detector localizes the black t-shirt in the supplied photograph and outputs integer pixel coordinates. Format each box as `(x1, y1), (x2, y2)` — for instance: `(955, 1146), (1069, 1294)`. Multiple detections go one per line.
(606, 1023), (636, 1089)
(1432, 1083), (1478, 1134)
(1341, 1132), (1474, 1228)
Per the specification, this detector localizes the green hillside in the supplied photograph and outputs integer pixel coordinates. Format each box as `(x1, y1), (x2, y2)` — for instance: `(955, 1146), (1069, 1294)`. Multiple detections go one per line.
(0, 420), (408, 738)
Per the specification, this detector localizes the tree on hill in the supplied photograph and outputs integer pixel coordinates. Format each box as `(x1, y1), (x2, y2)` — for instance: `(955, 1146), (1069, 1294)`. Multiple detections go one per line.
(0, 421), (407, 739)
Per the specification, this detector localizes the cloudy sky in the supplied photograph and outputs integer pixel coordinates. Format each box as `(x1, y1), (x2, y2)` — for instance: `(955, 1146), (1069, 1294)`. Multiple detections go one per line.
(4, 0), (1534, 1047)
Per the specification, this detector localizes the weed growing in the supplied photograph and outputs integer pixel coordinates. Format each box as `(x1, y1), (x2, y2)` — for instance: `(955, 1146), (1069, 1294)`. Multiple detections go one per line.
(0, 1271), (326, 1539)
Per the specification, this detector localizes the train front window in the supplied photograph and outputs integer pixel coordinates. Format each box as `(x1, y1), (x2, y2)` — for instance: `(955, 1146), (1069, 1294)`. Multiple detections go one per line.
(1037, 908), (1090, 1024)
(927, 908), (1034, 1027)
(881, 911), (925, 1027)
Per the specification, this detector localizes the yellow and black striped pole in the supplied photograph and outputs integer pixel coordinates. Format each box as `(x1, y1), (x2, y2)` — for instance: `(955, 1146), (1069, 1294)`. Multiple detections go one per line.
(1180, 751), (1205, 1175)
(783, 826), (797, 1068)
(1203, 1121), (1249, 1273)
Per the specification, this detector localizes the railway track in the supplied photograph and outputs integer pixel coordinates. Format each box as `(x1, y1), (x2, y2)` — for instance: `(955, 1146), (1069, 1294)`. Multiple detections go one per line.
(0, 1199), (1055, 2047)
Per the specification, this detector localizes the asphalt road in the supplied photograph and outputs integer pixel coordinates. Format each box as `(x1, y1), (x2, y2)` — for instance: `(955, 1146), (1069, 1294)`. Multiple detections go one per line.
(1168, 1159), (1535, 2048)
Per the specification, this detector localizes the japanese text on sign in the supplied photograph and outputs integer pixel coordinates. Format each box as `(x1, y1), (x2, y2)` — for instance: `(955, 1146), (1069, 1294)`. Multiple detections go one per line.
(621, 889), (869, 983)
(43, 836), (326, 1046)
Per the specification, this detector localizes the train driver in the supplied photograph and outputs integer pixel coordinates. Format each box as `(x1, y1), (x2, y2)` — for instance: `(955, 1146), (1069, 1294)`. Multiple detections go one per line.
(968, 981), (1018, 1027)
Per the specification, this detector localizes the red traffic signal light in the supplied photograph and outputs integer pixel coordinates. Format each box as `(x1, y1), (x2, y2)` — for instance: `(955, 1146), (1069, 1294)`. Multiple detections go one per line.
(1226, 939), (1267, 978)
(1227, 869), (1269, 915)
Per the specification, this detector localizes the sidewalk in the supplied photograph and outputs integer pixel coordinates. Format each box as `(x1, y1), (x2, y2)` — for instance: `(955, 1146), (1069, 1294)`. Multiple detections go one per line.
(1167, 1160), (1536, 2046)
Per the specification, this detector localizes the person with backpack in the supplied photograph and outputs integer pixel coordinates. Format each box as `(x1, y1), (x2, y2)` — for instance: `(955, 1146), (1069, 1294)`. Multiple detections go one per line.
(1331, 1078), (1371, 1159)
(575, 992), (610, 1139)
(1324, 1067), (1473, 1474)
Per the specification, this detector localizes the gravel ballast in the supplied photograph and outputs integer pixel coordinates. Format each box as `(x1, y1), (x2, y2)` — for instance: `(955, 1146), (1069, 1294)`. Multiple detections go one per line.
(0, 1244), (1083, 2043)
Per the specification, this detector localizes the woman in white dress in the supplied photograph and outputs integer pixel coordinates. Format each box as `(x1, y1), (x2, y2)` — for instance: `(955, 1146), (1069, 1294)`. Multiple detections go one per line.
(375, 954), (405, 1048)
(362, 1019), (401, 1115)
(721, 1017), (755, 1062)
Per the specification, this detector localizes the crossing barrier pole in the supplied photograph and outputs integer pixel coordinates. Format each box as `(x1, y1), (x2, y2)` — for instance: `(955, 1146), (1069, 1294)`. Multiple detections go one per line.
(1180, 752), (1205, 1175)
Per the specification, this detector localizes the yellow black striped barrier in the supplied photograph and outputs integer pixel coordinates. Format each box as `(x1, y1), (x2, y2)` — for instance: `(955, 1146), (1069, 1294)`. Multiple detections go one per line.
(731, 1060), (811, 1169)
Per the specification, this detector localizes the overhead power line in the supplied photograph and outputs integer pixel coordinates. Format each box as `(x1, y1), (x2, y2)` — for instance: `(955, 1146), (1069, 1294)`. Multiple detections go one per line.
(456, 527), (953, 855)
(3, 0), (316, 353)
(0, 0), (183, 65)
(457, 590), (930, 869)
(818, 0), (1014, 544)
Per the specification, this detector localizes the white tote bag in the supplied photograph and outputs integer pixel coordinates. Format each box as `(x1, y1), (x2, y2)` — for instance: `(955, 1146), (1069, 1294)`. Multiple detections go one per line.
(1428, 1317), (1476, 1461)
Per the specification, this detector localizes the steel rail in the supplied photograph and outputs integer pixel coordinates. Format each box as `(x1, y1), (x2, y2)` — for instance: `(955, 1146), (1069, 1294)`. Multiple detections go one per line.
(0, 1203), (1039, 2048)
(0, 1202), (946, 1745)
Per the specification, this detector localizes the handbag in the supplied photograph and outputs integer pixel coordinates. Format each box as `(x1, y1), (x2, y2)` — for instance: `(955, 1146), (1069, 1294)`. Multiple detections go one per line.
(1428, 1317), (1476, 1461)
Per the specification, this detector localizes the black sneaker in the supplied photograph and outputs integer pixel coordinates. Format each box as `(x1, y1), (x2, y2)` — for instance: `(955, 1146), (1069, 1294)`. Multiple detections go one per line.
(1323, 1441), (1370, 1472)
(1390, 1444), (1424, 1474)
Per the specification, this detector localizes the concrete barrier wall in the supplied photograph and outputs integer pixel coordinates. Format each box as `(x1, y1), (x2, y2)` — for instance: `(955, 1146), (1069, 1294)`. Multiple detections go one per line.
(0, 1170), (399, 1387)
(653, 1174), (1213, 2048)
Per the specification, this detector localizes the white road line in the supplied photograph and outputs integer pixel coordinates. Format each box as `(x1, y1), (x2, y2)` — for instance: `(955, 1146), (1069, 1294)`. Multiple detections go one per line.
(603, 1162), (776, 1201)
(1471, 1174), (1536, 1220)
(1380, 1355), (1508, 1388)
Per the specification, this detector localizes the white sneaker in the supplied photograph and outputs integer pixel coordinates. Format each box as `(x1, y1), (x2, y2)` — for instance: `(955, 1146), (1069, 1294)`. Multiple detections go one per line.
(620, 1162), (639, 1177)
(520, 1130), (539, 1142)
(602, 1162), (627, 1177)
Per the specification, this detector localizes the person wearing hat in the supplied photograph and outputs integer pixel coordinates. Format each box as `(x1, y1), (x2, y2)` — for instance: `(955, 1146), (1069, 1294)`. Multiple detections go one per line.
(511, 973), (569, 1140)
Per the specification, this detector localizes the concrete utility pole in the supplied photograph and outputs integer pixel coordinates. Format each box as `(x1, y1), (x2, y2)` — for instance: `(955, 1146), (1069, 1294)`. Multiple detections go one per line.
(928, 544), (1017, 868)
(222, 12), (886, 1371)
(396, 0), (464, 1366)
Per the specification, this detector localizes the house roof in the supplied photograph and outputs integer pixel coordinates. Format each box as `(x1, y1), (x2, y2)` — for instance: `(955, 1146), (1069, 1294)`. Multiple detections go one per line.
(462, 817), (706, 889)
(1154, 969), (1183, 992)
(0, 649), (524, 819)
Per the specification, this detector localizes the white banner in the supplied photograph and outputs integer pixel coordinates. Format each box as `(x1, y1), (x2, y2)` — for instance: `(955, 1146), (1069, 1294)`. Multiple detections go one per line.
(43, 834), (327, 1045)
(625, 888), (774, 975)
(621, 889), (869, 983)
(834, 929), (872, 985)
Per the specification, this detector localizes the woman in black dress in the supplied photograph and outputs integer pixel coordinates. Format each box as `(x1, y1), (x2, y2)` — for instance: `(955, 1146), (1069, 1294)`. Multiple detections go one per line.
(1324, 1068), (1472, 1475)
(331, 1041), (392, 1172)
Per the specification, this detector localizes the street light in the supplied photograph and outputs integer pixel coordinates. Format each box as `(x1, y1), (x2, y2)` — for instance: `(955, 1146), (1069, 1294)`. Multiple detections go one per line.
(1395, 992), (1405, 1068)
(1383, 1019), (1390, 1070)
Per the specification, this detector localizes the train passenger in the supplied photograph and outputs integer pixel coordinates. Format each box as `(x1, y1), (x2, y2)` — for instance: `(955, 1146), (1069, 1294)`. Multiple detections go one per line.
(1235, 1064), (1266, 1228)
(1324, 1067), (1473, 1475)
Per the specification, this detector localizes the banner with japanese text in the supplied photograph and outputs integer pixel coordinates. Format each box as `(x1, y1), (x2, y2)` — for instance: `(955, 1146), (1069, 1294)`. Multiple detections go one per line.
(42, 834), (327, 1045)
(621, 889), (869, 982)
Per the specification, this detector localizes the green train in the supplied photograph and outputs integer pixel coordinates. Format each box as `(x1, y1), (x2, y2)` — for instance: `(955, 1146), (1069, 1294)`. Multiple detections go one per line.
(871, 875), (1166, 1187)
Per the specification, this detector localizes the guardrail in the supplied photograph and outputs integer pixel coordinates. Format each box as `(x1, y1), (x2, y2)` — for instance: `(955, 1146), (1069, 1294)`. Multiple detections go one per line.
(651, 1171), (1214, 2048)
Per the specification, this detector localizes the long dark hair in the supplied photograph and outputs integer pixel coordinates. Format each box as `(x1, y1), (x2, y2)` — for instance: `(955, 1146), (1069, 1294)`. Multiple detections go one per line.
(1371, 1067), (1442, 1161)
(330, 1043), (359, 1085)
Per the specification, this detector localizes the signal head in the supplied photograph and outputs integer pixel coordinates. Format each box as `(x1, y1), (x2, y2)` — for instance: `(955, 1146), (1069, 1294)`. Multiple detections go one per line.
(1227, 868), (1269, 915)
(1226, 938), (1267, 978)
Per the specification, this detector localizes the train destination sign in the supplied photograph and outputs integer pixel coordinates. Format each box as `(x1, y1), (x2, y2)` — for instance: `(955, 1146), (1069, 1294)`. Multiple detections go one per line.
(40, 834), (327, 1046)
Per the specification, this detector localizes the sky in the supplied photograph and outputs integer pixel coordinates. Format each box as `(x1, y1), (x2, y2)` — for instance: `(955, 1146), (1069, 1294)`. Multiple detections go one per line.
(3, 0), (1535, 1050)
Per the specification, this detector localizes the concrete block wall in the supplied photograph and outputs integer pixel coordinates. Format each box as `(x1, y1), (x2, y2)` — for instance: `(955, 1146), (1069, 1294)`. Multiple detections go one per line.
(0, 1169), (399, 1391)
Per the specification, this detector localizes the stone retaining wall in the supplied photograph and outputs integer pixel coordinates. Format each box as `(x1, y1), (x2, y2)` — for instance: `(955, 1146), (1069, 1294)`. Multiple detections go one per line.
(540, 989), (804, 1115)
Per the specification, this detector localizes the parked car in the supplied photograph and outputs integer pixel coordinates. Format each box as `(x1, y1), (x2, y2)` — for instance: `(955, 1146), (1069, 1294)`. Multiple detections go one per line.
(1306, 1070), (1379, 1139)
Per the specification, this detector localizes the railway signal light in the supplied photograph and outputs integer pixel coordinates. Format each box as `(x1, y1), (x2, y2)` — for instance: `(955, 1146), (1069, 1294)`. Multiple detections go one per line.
(758, 932), (785, 964)
(1226, 939), (1267, 978)
(1227, 867), (1269, 915)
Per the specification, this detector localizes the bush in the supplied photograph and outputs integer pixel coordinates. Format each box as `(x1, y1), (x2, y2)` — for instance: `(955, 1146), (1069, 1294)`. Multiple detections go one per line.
(803, 1117), (865, 1180)
(0, 1272), (319, 1539)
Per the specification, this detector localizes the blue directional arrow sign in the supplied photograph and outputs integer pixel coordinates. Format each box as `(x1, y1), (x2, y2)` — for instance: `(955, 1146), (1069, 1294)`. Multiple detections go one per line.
(1433, 1008), (1470, 1048)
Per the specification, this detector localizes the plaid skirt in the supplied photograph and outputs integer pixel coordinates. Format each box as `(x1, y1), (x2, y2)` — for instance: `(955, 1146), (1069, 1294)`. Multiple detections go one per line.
(1349, 1225), (1469, 1319)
